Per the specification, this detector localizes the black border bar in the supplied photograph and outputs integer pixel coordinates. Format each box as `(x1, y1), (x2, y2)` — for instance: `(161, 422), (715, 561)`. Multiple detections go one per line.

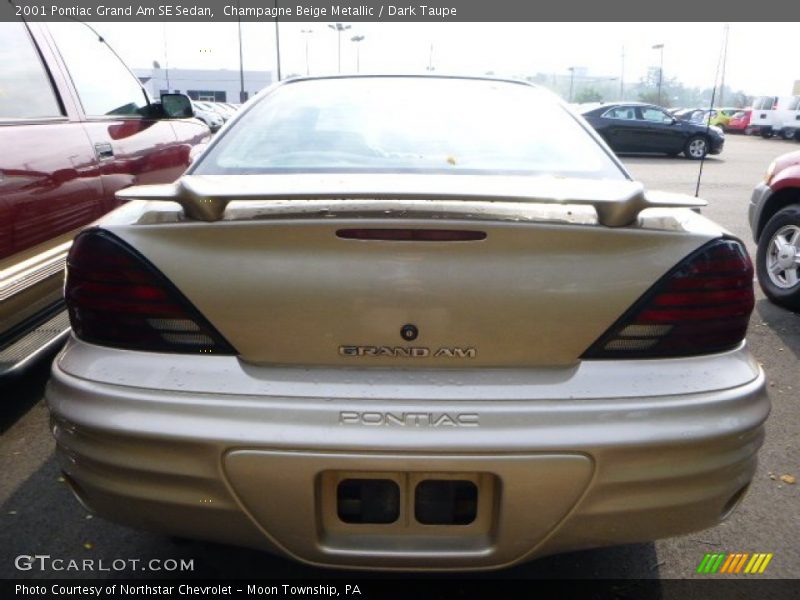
(2, 0), (800, 22)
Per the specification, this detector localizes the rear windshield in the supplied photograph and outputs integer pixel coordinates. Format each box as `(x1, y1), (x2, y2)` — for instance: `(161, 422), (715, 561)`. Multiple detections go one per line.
(193, 78), (626, 180)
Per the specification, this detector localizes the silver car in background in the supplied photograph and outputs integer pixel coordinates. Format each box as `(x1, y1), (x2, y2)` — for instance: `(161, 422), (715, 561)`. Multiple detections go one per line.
(47, 76), (768, 571)
(194, 100), (235, 123)
(190, 100), (223, 132)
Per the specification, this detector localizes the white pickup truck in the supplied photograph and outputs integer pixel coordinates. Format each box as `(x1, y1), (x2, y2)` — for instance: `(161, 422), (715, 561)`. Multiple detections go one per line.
(750, 95), (800, 140)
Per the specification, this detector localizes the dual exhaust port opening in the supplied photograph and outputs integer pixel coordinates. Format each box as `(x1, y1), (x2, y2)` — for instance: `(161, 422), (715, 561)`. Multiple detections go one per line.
(337, 478), (478, 526)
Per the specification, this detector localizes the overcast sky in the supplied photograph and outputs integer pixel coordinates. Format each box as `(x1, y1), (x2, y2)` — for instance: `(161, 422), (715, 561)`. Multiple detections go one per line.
(95, 22), (798, 95)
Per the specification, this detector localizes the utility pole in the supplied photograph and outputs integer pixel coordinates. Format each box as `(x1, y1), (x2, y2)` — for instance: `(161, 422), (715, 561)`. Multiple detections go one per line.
(719, 24), (729, 107)
(301, 29), (313, 76)
(350, 35), (365, 73)
(327, 23), (351, 73)
(274, 1), (281, 81)
(162, 23), (170, 90)
(237, 1), (245, 102)
(620, 45), (625, 100)
(652, 43), (665, 106)
(427, 43), (434, 71)
(567, 66), (575, 102)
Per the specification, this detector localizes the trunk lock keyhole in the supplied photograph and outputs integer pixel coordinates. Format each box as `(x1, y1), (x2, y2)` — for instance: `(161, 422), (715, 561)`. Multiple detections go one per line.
(401, 324), (419, 341)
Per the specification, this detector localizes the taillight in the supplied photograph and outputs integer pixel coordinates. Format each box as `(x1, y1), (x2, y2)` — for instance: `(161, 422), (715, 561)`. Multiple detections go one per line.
(582, 238), (754, 359)
(65, 229), (235, 354)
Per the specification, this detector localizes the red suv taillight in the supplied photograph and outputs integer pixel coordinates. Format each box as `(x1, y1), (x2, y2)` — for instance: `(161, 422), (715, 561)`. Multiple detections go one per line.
(582, 238), (754, 359)
(65, 229), (235, 354)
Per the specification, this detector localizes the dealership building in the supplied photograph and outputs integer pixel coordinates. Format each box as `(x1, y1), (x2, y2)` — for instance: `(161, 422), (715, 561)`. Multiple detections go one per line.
(133, 67), (274, 103)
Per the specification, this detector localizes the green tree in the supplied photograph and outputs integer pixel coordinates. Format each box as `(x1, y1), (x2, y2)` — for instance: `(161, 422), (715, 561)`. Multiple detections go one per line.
(635, 67), (682, 107)
(638, 90), (670, 107)
(575, 87), (603, 103)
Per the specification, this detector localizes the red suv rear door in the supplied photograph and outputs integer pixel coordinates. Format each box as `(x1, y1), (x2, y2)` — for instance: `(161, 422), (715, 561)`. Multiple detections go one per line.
(42, 22), (191, 202)
(0, 21), (104, 263)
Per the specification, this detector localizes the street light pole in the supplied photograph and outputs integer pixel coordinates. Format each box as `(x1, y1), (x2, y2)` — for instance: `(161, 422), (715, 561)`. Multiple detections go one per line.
(350, 35), (365, 73)
(301, 29), (313, 76)
(652, 43), (664, 105)
(567, 67), (575, 102)
(327, 23), (351, 73)
(237, 1), (245, 102)
(274, 1), (281, 82)
(162, 23), (171, 90)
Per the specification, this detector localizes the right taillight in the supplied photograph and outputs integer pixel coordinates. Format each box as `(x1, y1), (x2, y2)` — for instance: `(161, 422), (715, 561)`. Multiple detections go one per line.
(65, 229), (235, 354)
(582, 238), (754, 359)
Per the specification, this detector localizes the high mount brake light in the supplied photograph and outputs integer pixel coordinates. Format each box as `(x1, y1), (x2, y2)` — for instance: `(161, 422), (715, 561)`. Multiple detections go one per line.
(65, 230), (236, 354)
(336, 229), (487, 242)
(582, 238), (754, 359)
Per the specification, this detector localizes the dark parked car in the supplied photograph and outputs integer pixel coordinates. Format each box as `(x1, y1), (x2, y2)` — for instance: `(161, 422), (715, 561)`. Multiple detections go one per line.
(579, 102), (725, 159)
(672, 108), (705, 123)
(0, 21), (208, 379)
(749, 150), (800, 309)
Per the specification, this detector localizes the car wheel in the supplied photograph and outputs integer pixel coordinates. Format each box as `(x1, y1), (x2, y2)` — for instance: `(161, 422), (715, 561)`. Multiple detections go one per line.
(744, 126), (754, 136)
(756, 206), (800, 310)
(683, 136), (708, 160)
(780, 128), (796, 140)
(761, 128), (774, 139)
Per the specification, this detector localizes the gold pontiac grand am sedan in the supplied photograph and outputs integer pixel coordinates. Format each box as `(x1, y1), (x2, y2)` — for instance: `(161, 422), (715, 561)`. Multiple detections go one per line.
(47, 76), (769, 571)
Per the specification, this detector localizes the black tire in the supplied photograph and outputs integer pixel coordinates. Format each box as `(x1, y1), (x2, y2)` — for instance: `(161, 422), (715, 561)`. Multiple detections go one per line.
(761, 128), (774, 139)
(780, 128), (796, 141)
(756, 206), (800, 311)
(683, 135), (708, 160)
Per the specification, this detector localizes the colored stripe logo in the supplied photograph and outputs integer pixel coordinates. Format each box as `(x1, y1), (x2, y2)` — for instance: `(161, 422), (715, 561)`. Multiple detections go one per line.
(696, 553), (773, 574)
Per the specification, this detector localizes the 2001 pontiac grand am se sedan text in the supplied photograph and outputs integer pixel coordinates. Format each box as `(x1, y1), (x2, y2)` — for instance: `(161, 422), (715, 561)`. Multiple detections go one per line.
(46, 76), (769, 571)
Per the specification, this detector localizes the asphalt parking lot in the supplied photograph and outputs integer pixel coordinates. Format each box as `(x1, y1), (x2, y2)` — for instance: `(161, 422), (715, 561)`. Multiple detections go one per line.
(1, 134), (798, 582)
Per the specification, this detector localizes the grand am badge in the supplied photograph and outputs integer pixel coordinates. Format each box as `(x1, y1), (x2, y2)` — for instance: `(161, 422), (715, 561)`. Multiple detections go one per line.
(338, 345), (476, 359)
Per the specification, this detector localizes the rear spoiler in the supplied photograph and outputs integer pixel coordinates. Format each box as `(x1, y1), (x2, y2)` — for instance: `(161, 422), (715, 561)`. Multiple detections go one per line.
(116, 174), (706, 227)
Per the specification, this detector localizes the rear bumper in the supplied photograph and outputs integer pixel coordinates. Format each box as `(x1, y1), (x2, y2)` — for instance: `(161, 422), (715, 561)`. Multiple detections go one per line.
(47, 339), (769, 571)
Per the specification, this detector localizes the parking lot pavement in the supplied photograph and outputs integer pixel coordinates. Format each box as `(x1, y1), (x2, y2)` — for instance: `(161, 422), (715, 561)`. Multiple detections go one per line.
(1, 135), (798, 581)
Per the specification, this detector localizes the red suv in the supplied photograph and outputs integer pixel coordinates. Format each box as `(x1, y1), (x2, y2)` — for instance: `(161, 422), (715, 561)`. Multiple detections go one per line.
(0, 21), (208, 378)
(749, 150), (800, 310)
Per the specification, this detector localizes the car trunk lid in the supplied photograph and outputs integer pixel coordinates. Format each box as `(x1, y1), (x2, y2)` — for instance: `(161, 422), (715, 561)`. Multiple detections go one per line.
(104, 176), (716, 368)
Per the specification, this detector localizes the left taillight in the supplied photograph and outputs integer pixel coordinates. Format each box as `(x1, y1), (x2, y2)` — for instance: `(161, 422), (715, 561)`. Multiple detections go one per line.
(65, 229), (236, 354)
